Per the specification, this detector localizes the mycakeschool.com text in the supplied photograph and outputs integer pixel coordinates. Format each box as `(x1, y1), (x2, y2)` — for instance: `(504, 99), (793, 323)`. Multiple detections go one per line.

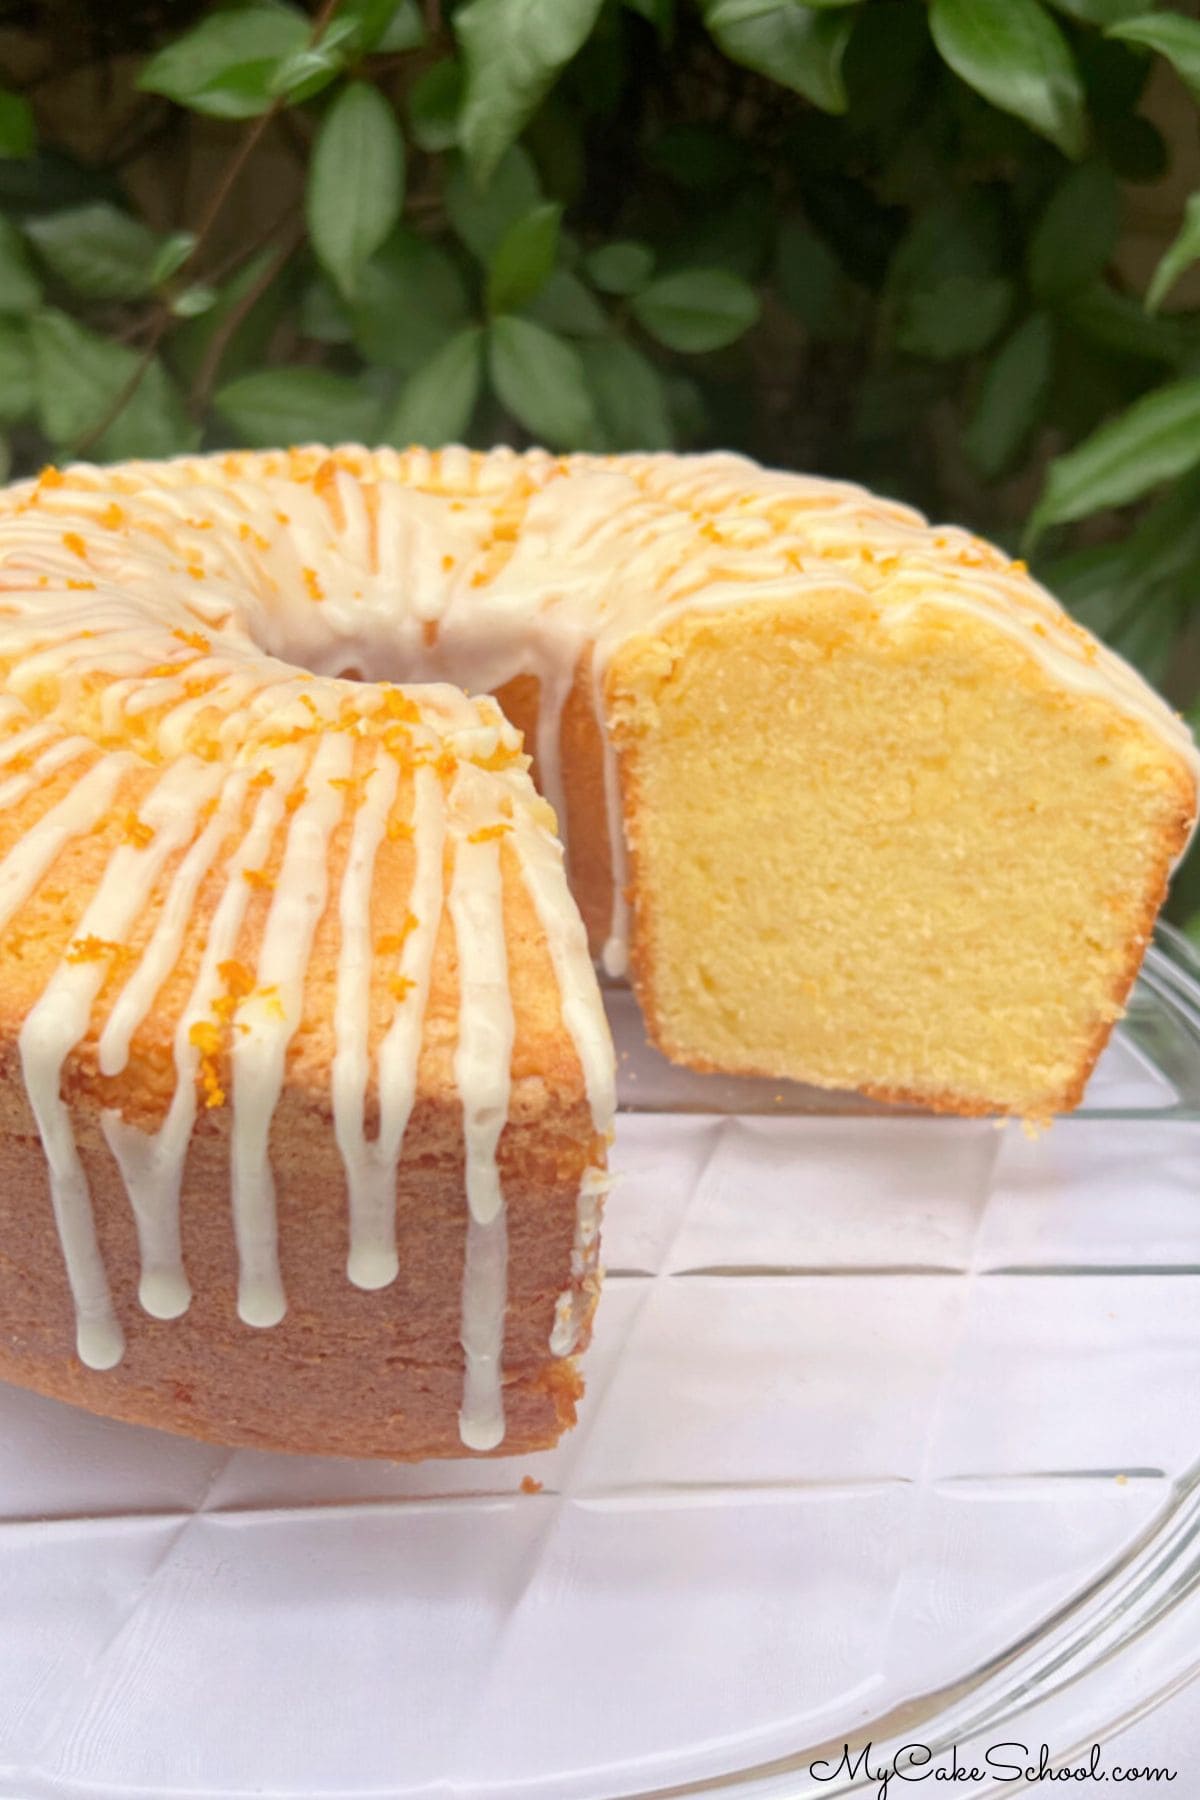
(809, 1742), (1177, 1796)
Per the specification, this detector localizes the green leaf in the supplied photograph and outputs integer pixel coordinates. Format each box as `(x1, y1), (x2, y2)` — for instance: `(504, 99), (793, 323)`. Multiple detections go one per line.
(1030, 374), (1200, 540)
(776, 218), (860, 341)
(214, 367), (381, 448)
(1106, 593), (1182, 686)
(581, 337), (673, 450)
(374, 0), (427, 51)
(300, 275), (354, 343)
(929, 0), (1088, 159)
(455, 0), (605, 184)
(488, 314), (597, 447)
(1046, 0), (1145, 20)
(383, 326), (484, 445)
(486, 202), (561, 313)
(965, 312), (1054, 478)
(268, 18), (358, 104)
(0, 319), (33, 425)
(1053, 517), (1190, 688)
(523, 268), (607, 335)
(1109, 14), (1200, 104)
(150, 230), (197, 286)
(0, 89), (34, 160)
(445, 147), (540, 261)
(351, 227), (470, 373)
(25, 202), (160, 301)
(895, 273), (1013, 360)
(170, 282), (217, 319)
(700, 1), (853, 113)
(336, 0), (420, 51)
(631, 267), (759, 352)
(307, 83), (406, 300)
(138, 7), (311, 119)
(1049, 471), (1200, 638)
(409, 60), (464, 152)
(1147, 192), (1200, 314)
(888, 193), (1004, 295)
(0, 217), (40, 314)
(586, 240), (655, 295)
(624, 0), (675, 29)
(30, 309), (196, 460)
(1063, 281), (1186, 367)
(1027, 160), (1117, 303)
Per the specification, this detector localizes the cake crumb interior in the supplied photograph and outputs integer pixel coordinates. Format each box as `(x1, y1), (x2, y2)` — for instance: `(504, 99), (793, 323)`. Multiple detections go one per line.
(609, 593), (1189, 1115)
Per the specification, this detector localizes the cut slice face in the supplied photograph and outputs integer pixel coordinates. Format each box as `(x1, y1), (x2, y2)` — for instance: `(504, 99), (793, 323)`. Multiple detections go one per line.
(606, 585), (1195, 1118)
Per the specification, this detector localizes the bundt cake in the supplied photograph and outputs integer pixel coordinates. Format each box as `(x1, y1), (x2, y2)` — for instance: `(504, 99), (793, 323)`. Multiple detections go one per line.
(0, 443), (1192, 1459)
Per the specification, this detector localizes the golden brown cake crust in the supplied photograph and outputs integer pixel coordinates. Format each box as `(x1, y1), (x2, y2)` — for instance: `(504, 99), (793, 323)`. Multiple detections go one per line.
(0, 1073), (597, 1458)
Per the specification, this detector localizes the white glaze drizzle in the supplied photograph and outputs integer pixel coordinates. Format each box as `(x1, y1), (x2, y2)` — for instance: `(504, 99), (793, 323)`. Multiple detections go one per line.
(230, 731), (351, 1328)
(448, 767), (514, 1451)
(18, 756), (207, 1367)
(549, 1163), (609, 1357)
(98, 765), (250, 1318)
(338, 762), (446, 1291)
(332, 744), (400, 1285)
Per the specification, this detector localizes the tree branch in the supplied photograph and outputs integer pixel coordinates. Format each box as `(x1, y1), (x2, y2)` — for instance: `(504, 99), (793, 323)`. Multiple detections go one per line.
(189, 215), (307, 417)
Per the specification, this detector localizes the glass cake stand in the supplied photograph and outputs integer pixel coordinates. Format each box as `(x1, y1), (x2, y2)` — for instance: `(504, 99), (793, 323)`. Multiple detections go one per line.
(2, 927), (1199, 1800)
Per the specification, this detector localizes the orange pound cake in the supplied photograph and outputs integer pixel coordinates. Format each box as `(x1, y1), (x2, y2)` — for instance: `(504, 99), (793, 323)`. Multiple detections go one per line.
(0, 443), (1192, 1459)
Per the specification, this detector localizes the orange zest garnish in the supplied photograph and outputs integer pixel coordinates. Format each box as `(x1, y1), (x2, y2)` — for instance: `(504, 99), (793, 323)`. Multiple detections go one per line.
(121, 813), (154, 849)
(61, 531), (86, 559)
(379, 688), (421, 724)
(217, 959), (255, 1000)
(377, 912), (418, 957)
(65, 934), (126, 965)
(467, 822), (511, 845)
(173, 627), (211, 654)
(188, 1019), (225, 1108)
(302, 566), (325, 602)
(242, 867), (275, 891)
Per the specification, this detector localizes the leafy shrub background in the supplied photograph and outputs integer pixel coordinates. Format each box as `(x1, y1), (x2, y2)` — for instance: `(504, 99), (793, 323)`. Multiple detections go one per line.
(4, 0), (1200, 921)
